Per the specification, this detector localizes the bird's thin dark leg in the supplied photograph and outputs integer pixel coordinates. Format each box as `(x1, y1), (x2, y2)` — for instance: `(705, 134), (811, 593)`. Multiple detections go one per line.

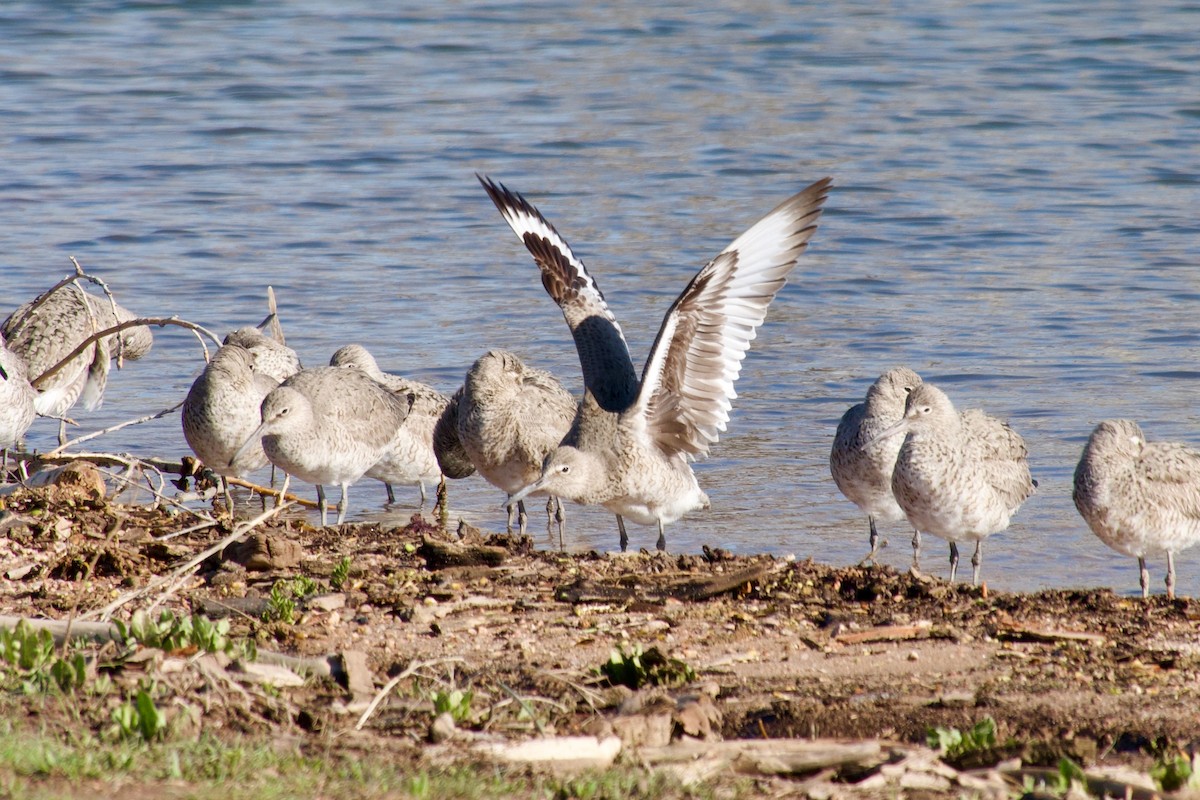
(911, 529), (922, 571)
(948, 541), (959, 583)
(1139, 556), (1149, 599)
(517, 500), (528, 535)
(505, 497), (515, 533)
(971, 541), (983, 586)
(860, 516), (880, 566)
(555, 499), (566, 551)
(656, 520), (667, 552)
(384, 482), (396, 506)
(618, 515), (628, 552)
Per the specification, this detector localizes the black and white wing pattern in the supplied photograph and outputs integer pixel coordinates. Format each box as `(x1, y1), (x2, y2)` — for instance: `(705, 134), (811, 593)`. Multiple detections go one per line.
(478, 175), (639, 411)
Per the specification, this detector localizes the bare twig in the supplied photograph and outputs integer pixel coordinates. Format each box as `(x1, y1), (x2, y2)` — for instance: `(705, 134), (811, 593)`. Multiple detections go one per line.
(81, 502), (290, 622)
(355, 656), (466, 731)
(31, 317), (222, 389)
(226, 476), (320, 509)
(43, 399), (186, 458)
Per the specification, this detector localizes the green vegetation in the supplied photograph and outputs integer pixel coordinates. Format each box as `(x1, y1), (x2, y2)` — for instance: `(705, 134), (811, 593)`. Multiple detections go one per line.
(431, 688), (473, 723)
(1152, 751), (1200, 792)
(114, 609), (234, 655)
(263, 576), (319, 624)
(926, 716), (996, 758)
(599, 643), (695, 690)
(0, 713), (735, 800)
(0, 621), (86, 694)
(330, 556), (352, 591)
(110, 689), (165, 743)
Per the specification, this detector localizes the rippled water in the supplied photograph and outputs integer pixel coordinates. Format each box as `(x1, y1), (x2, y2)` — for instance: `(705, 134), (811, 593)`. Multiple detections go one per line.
(2, 1), (1199, 593)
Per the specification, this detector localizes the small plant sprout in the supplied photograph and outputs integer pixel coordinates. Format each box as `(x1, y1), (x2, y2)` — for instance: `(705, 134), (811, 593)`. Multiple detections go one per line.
(431, 689), (473, 723)
(926, 716), (996, 758)
(330, 556), (352, 590)
(599, 643), (695, 690)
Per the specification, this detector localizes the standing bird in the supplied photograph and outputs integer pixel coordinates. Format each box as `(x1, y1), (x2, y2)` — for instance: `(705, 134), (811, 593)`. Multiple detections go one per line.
(1074, 419), (1200, 599)
(182, 342), (280, 512)
(454, 349), (576, 536)
(0, 331), (37, 472)
(329, 343), (463, 507)
(232, 366), (413, 526)
(830, 367), (923, 564)
(481, 175), (831, 552)
(879, 383), (1036, 584)
(3, 282), (153, 442)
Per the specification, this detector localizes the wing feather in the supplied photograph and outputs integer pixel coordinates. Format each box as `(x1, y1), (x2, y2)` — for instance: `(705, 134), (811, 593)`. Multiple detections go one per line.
(635, 177), (831, 458)
(478, 175), (639, 411)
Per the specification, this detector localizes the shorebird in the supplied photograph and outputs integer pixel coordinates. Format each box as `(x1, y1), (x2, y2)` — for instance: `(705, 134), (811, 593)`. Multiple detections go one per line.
(0, 331), (36, 473)
(453, 349), (576, 537)
(480, 175), (831, 551)
(329, 343), (467, 506)
(223, 327), (302, 382)
(1074, 419), (1200, 599)
(830, 367), (923, 564)
(877, 383), (1036, 584)
(182, 342), (280, 511)
(2, 282), (152, 442)
(233, 366), (413, 525)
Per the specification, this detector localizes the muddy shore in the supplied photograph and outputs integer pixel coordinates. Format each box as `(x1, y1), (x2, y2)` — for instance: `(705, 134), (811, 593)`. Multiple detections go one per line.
(2, 464), (1198, 797)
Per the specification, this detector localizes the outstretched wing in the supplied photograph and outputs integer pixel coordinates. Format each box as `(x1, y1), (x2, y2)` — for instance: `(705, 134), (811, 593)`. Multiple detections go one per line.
(478, 175), (639, 412)
(635, 178), (832, 458)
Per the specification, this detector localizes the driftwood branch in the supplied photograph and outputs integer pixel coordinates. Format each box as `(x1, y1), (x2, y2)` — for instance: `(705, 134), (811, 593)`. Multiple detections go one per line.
(31, 316), (222, 389)
(226, 476), (320, 509)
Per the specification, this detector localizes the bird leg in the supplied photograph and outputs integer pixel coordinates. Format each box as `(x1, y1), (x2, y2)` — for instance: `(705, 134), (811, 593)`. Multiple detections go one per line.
(517, 500), (528, 535)
(618, 515), (628, 552)
(554, 499), (566, 551)
(1138, 557), (1149, 599)
(910, 529), (922, 571)
(859, 516), (880, 566)
(948, 541), (959, 583)
(316, 485), (329, 527)
(971, 541), (983, 586)
(656, 520), (667, 552)
(1165, 552), (1176, 600)
(417, 481), (427, 508)
(335, 483), (349, 525)
(385, 482), (397, 506)
(220, 476), (235, 519)
(505, 497), (515, 533)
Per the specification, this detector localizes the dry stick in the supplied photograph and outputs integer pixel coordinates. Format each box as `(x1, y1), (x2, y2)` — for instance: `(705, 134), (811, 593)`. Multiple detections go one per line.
(67, 257), (124, 365)
(80, 502), (290, 623)
(226, 476), (320, 509)
(44, 399), (186, 458)
(31, 317), (222, 390)
(355, 656), (466, 731)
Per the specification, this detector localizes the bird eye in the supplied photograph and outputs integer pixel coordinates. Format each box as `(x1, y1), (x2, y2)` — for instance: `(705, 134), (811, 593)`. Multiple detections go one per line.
(560, 465), (570, 474)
